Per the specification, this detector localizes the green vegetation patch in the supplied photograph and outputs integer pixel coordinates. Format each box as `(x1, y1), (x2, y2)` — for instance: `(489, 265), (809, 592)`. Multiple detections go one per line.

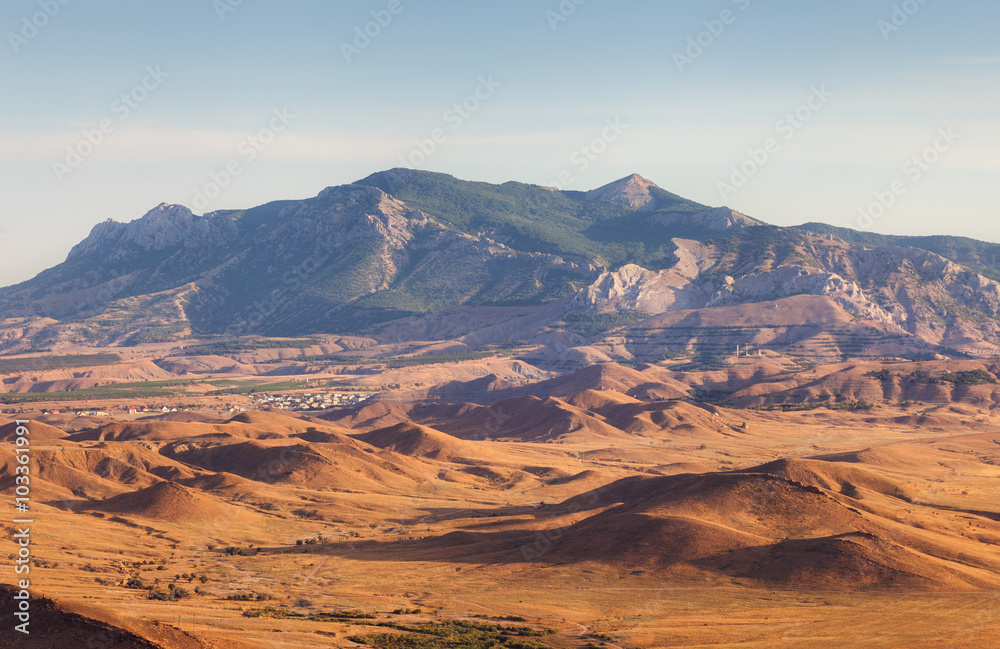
(243, 606), (376, 620)
(0, 377), (199, 404)
(941, 369), (997, 385)
(385, 351), (497, 368)
(688, 389), (735, 404)
(754, 400), (878, 412)
(349, 620), (557, 649)
(0, 385), (183, 404)
(113, 379), (199, 389)
(909, 369), (997, 385)
(291, 350), (502, 368)
(206, 381), (306, 395)
(187, 338), (322, 355)
(561, 311), (649, 337)
(0, 353), (122, 375)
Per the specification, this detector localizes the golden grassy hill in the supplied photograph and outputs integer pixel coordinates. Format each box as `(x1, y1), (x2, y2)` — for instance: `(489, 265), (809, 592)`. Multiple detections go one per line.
(87, 480), (263, 523)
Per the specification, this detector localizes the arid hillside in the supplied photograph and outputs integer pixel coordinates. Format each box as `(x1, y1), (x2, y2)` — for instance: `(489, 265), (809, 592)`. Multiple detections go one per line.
(3, 367), (1000, 648)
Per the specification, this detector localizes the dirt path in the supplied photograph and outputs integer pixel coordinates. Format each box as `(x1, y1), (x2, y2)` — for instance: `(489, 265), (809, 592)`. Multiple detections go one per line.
(303, 554), (331, 582)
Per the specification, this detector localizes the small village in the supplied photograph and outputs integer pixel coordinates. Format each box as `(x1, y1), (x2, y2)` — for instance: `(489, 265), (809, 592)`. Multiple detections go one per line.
(256, 391), (375, 411)
(34, 406), (175, 417)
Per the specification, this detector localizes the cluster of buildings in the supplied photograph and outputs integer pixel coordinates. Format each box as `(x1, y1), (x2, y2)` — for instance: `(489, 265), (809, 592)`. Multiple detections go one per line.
(256, 391), (374, 411)
(35, 407), (163, 416)
(126, 405), (179, 415)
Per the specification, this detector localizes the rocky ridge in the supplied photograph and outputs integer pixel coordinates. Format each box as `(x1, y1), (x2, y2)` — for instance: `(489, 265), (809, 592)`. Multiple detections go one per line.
(2, 170), (1000, 359)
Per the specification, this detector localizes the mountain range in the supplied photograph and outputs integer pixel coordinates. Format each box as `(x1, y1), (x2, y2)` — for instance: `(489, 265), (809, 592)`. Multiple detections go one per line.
(3, 169), (1000, 363)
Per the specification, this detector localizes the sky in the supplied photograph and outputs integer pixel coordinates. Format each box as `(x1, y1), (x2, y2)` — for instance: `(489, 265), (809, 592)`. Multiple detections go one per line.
(1, 0), (998, 286)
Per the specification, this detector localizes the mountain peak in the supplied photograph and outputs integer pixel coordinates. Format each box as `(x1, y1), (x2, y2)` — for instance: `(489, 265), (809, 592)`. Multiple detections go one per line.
(67, 202), (208, 261)
(586, 174), (660, 211)
(624, 173), (656, 185)
(143, 202), (194, 219)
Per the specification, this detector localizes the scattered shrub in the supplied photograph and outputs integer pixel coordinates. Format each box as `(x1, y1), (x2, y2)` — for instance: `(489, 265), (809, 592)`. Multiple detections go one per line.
(147, 590), (175, 601)
(941, 369), (997, 385)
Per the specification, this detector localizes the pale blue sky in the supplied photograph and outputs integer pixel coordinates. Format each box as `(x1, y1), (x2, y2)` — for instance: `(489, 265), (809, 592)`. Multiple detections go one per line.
(1, 0), (998, 285)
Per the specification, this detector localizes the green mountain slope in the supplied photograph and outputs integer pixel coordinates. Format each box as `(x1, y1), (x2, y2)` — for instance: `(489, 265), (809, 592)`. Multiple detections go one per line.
(795, 222), (1000, 282)
(356, 168), (722, 269)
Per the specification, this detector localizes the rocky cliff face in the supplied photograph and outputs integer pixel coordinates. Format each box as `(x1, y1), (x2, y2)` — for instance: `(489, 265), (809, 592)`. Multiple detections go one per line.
(707, 266), (895, 323)
(68, 203), (238, 261)
(575, 237), (895, 325)
(577, 263), (707, 313)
